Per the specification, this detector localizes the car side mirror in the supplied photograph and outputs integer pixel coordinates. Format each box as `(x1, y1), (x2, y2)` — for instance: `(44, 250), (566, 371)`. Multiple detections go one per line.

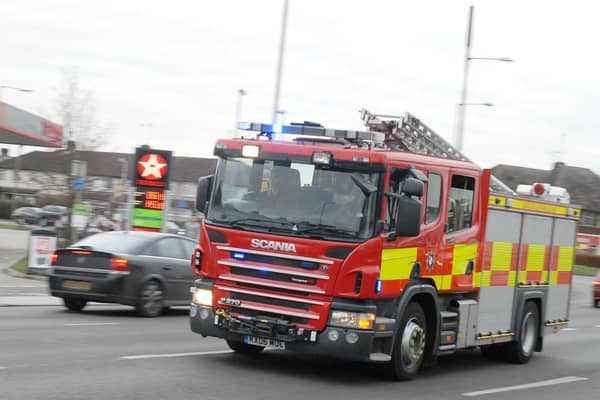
(401, 178), (423, 197)
(196, 175), (214, 214)
(394, 195), (422, 237)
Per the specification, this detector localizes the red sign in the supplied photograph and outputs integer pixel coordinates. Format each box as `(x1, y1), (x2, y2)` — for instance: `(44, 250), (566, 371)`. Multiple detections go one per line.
(133, 148), (172, 189)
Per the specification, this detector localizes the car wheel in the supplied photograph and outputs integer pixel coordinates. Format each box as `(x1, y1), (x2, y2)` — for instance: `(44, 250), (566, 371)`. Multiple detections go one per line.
(226, 339), (265, 355)
(594, 299), (599, 308)
(136, 280), (164, 317)
(39, 217), (48, 227)
(506, 301), (539, 364)
(385, 302), (427, 380)
(63, 298), (87, 312)
(16, 217), (25, 225)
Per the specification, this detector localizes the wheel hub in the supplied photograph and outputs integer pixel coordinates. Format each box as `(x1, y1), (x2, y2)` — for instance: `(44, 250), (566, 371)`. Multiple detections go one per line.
(401, 319), (426, 367)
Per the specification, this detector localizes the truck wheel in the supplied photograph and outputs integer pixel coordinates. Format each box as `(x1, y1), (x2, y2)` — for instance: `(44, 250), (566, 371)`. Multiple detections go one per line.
(136, 280), (164, 317)
(386, 302), (427, 380)
(63, 298), (87, 312)
(226, 339), (264, 354)
(506, 301), (539, 364)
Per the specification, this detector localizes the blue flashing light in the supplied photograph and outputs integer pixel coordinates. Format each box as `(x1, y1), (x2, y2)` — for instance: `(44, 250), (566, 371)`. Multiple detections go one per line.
(258, 267), (269, 275)
(300, 261), (315, 269)
(232, 252), (247, 260)
(237, 122), (252, 130)
(375, 279), (382, 294)
(272, 123), (282, 134)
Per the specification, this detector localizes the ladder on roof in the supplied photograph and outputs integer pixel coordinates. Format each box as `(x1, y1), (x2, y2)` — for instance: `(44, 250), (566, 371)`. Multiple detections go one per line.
(359, 109), (515, 195)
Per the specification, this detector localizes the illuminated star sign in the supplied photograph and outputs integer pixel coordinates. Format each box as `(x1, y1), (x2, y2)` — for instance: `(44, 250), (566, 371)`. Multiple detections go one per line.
(137, 153), (168, 180)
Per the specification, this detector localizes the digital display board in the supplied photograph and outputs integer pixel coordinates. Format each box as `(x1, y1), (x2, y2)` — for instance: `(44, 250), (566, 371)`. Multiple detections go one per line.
(131, 147), (172, 232)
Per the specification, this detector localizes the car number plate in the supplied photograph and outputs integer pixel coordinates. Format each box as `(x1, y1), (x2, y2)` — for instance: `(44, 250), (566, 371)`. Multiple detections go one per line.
(62, 280), (92, 290)
(244, 335), (286, 349)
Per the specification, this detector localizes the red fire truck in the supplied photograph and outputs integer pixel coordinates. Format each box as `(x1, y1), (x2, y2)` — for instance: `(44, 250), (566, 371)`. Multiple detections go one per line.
(189, 110), (580, 380)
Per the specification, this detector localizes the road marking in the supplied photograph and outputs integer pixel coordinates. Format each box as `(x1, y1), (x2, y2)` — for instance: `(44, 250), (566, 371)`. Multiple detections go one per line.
(64, 322), (120, 326)
(0, 285), (44, 288)
(463, 376), (588, 397)
(594, 325), (600, 328)
(120, 350), (233, 360)
(0, 367), (7, 370)
(561, 327), (576, 331)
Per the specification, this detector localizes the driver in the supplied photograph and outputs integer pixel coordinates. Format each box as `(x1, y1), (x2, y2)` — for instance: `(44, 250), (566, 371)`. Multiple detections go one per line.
(265, 166), (301, 206)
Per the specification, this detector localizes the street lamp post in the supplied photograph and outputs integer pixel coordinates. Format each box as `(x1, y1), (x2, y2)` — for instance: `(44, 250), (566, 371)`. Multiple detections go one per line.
(272, 0), (290, 123)
(234, 89), (247, 132)
(454, 6), (512, 151)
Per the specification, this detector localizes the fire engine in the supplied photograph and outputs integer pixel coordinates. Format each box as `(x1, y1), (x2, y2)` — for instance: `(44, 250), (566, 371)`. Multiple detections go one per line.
(189, 109), (580, 380)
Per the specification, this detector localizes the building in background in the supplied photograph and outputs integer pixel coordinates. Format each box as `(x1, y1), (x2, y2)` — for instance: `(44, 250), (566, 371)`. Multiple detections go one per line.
(492, 162), (600, 231)
(0, 144), (217, 227)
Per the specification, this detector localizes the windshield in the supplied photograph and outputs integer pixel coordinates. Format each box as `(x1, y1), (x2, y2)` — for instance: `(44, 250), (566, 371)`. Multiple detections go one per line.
(71, 232), (150, 254)
(207, 157), (379, 241)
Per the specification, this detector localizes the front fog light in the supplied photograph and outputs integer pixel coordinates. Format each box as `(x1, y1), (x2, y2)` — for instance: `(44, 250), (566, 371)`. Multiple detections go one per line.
(192, 288), (213, 307)
(345, 332), (359, 344)
(327, 329), (340, 342)
(199, 308), (210, 320)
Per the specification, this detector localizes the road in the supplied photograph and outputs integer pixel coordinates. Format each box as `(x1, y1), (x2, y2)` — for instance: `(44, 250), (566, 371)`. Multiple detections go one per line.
(0, 275), (598, 400)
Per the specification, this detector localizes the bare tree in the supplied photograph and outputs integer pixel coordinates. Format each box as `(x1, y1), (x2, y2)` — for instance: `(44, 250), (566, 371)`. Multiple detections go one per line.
(56, 68), (112, 150)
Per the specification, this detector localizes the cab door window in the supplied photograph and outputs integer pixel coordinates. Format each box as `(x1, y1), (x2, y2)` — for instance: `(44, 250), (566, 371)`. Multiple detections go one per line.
(425, 173), (442, 224)
(447, 175), (475, 233)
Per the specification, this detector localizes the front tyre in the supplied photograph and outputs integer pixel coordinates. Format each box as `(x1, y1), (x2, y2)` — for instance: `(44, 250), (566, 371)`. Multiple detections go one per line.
(136, 280), (164, 317)
(226, 339), (264, 355)
(386, 302), (427, 380)
(506, 301), (539, 363)
(63, 297), (87, 311)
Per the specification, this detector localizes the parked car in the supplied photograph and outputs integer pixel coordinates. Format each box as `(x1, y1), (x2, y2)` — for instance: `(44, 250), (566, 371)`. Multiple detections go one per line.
(11, 205), (66, 226)
(11, 207), (43, 225)
(48, 231), (197, 317)
(594, 271), (600, 308)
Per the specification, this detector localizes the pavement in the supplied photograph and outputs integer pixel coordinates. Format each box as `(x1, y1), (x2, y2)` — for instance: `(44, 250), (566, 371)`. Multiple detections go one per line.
(0, 227), (61, 306)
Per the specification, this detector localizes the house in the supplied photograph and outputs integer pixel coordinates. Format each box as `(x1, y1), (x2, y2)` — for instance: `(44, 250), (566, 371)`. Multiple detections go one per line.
(492, 162), (600, 230)
(0, 144), (217, 220)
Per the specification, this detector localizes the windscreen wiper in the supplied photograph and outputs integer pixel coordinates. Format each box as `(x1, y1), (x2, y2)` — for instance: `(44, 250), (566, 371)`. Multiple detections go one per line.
(228, 218), (292, 230)
(295, 223), (356, 237)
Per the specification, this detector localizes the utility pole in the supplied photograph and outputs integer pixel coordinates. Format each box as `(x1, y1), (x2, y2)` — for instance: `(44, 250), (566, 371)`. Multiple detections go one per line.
(454, 5), (474, 152)
(272, 0), (290, 123)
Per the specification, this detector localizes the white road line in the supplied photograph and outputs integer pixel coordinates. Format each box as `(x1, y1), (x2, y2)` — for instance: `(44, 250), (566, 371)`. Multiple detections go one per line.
(463, 376), (588, 397)
(64, 322), (120, 327)
(594, 325), (600, 328)
(561, 327), (577, 331)
(0, 367), (7, 370)
(120, 350), (233, 360)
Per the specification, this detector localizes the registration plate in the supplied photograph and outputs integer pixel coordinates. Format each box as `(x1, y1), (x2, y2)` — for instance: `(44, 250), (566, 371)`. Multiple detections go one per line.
(244, 335), (286, 349)
(62, 280), (92, 290)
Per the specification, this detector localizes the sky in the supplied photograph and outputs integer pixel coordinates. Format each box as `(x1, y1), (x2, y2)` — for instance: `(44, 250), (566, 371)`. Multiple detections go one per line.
(1, 0), (599, 173)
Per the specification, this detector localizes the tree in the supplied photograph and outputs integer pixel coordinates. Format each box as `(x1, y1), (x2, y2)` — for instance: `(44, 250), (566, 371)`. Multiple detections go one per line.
(55, 68), (112, 150)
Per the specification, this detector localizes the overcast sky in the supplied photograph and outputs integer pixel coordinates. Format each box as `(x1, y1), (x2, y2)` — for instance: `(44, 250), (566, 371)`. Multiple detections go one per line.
(2, 0), (599, 173)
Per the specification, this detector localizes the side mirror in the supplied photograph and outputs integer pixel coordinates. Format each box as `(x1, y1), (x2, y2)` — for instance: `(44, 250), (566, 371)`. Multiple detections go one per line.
(196, 175), (214, 214)
(401, 178), (423, 197)
(394, 195), (422, 237)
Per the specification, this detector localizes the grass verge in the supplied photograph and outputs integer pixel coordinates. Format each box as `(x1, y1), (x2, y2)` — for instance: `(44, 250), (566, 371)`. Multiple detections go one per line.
(10, 257), (27, 274)
(0, 223), (29, 231)
(573, 264), (599, 276)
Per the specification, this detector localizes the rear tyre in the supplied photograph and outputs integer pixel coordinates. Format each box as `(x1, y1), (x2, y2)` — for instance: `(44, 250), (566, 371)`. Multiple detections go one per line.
(63, 298), (87, 312)
(136, 280), (164, 317)
(226, 339), (265, 355)
(594, 299), (599, 308)
(385, 302), (427, 380)
(39, 217), (48, 227)
(506, 301), (539, 364)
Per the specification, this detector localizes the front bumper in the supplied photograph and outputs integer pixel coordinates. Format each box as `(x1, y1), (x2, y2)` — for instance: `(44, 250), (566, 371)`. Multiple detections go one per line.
(190, 304), (380, 362)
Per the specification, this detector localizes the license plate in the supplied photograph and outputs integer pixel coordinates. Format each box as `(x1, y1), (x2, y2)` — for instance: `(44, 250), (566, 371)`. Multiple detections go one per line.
(62, 280), (92, 290)
(244, 335), (286, 349)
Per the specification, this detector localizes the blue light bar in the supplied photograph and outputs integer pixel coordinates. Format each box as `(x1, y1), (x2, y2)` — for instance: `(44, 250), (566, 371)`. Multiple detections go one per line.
(232, 252), (247, 260)
(236, 121), (385, 144)
(375, 279), (382, 293)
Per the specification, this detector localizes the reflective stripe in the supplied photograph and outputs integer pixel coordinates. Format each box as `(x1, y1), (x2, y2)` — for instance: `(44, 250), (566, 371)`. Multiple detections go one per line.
(488, 194), (581, 219)
(491, 242), (512, 272)
(380, 248), (417, 281)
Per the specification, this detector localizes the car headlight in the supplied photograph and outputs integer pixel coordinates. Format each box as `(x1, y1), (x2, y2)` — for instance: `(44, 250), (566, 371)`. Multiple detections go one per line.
(192, 288), (213, 307)
(329, 310), (375, 330)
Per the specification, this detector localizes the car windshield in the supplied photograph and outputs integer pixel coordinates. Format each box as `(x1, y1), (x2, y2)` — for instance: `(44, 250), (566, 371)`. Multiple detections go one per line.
(207, 157), (379, 241)
(71, 232), (150, 254)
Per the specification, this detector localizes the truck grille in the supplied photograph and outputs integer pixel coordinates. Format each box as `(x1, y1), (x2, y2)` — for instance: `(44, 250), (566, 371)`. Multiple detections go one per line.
(214, 246), (334, 329)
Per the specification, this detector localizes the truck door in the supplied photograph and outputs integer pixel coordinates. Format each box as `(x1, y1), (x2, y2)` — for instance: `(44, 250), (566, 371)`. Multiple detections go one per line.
(440, 173), (479, 292)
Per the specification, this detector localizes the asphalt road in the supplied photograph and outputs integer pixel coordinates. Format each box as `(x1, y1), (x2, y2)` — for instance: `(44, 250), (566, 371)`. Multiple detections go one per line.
(1, 276), (599, 400)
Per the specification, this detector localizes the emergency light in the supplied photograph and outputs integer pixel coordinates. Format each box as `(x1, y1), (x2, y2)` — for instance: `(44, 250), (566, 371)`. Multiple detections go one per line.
(237, 121), (385, 144)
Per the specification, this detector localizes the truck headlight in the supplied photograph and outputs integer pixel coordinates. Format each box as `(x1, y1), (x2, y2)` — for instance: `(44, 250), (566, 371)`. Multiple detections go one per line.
(329, 310), (375, 330)
(192, 288), (213, 307)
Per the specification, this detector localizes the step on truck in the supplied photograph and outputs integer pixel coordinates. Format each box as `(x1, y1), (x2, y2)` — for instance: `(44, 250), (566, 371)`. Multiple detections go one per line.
(189, 110), (580, 380)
